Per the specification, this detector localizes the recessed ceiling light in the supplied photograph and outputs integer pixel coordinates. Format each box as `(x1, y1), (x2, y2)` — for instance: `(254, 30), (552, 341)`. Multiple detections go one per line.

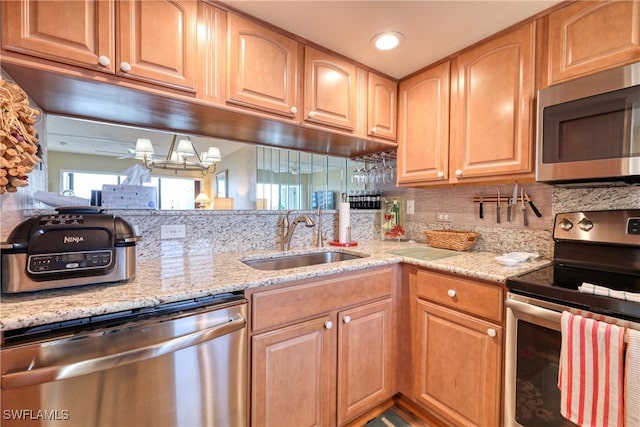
(371, 32), (404, 51)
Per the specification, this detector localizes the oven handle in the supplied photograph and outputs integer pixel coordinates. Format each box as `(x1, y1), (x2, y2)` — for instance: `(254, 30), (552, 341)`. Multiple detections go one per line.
(1, 313), (246, 390)
(506, 296), (562, 324)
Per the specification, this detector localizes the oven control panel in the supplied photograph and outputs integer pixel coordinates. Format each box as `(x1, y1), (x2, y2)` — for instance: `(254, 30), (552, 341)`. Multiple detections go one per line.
(28, 250), (113, 275)
(553, 210), (640, 245)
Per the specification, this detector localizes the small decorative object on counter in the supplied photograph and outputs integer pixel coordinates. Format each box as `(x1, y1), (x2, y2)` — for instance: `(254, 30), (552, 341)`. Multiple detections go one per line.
(0, 76), (41, 195)
(381, 196), (407, 241)
(424, 230), (479, 251)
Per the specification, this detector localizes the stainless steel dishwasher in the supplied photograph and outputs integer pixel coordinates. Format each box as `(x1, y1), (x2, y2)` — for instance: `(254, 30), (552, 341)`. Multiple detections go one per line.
(0, 292), (247, 427)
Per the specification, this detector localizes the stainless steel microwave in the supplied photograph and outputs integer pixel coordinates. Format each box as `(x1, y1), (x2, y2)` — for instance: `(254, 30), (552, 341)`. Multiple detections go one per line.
(536, 61), (640, 184)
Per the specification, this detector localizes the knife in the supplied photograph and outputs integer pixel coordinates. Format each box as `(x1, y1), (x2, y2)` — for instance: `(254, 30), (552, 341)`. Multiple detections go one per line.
(479, 193), (484, 219)
(521, 188), (528, 226)
(524, 191), (542, 218)
(507, 194), (512, 222)
(511, 183), (518, 221)
(496, 188), (501, 224)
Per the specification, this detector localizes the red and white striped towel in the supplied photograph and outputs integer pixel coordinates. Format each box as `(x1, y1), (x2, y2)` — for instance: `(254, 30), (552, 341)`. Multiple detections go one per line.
(626, 329), (640, 426)
(558, 311), (625, 427)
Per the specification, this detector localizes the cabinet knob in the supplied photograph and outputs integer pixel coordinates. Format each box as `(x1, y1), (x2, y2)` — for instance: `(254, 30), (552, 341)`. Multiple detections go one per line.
(290, 106), (298, 115)
(98, 56), (111, 67)
(487, 328), (497, 338)
(447, 289), (456, 298)
(371, 127), (377, 134)
(455, 169), (462, 177)
(120, 62), (132, 73)
(324, 320), (333, 330)
(343, 315), (351, 324)
(437, 171), (445, 178)
(308, 111), (316, 119)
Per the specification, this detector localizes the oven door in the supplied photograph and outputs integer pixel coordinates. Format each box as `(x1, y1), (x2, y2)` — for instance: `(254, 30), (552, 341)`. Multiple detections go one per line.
(505, 293), (578, 427)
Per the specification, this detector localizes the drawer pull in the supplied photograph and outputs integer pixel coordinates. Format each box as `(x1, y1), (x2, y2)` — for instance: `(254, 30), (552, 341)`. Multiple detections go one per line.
(487, 328), (497, 338)
(324, 320), (333, 330)
(343, 315), (351, 324)
(290, 106), (298, 115)
(447, 289), (456, 298)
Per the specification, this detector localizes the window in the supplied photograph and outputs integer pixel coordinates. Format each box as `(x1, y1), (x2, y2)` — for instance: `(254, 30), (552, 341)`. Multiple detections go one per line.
(61, 171), (199, 209)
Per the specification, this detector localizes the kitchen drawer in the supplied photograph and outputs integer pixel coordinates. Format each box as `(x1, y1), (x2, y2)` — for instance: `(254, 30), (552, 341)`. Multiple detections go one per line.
(251, 267), (392, 332)
(415, 269), (503, 322)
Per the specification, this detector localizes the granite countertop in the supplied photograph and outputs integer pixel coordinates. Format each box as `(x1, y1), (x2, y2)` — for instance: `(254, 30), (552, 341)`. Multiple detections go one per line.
(0, 241), (550, 332)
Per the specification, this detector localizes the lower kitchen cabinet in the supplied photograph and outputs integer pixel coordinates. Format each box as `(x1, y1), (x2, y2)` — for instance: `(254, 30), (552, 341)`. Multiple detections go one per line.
(248, 267), (396, 427)
(410, 268), (503, 426)
(252, 315), (335, 427)
(337, 299), (393, 425)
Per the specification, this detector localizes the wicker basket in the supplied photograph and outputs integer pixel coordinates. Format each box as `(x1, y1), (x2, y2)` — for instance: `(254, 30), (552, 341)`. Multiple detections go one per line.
(423, 230), (479, 251)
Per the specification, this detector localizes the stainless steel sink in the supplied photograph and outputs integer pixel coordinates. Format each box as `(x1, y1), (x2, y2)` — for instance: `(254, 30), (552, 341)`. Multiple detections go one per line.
(242, 251), (365, 271)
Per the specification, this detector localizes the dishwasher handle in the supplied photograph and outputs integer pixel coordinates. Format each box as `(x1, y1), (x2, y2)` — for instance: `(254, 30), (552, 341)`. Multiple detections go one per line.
(2, 313), (246, 390)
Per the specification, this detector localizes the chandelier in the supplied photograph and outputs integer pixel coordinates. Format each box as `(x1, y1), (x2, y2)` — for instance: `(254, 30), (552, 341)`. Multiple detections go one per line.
(134, 135), (221, 175)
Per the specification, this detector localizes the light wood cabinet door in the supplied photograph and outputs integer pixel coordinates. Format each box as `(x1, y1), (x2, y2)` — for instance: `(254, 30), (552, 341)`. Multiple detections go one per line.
(197, 1), (226, 104)
(449, 22), (535, 182)
(548, 0), (640, 85)
(397, 61), (450, 184)
(367, 73), (397, 141)
(227, 13), (300, 119)
(1, 0), (115, 71)
(252, 315), (335, 427)
(117, 0), (197, 92)
(304, 46), (358, 131)
(337, 298), (394, 425)
(414, 299), (502, 427)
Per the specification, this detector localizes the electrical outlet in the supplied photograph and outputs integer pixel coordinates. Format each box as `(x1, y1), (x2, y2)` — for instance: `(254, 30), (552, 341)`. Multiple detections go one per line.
(436, 212), (452, 222)
(406, 200), (415, 215)
(161, 224), (186, 239)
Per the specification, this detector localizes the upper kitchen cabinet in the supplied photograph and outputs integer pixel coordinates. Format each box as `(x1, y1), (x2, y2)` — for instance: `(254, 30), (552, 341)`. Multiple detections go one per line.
(197, 1), (226, 104)
(1, 0), (115, 71)
(546, 0), (640, 85)
(449, 22), (535, 183)
(1, 0), (198, 92)
(118, 0), (198, 91)
(397, 61), (450, 184)
(304, 46), (358, 132)
(367, 72), (397, 141)
(227, 13), (301, 119)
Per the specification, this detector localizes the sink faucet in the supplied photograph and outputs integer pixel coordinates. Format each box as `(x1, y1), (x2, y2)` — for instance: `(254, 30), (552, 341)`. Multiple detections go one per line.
(280, 211), (316, 250)
(316, 206), (325, 247)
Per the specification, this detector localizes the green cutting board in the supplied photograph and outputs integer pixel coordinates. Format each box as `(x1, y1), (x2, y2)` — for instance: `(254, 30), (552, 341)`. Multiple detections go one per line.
(387, 247), (462, 261)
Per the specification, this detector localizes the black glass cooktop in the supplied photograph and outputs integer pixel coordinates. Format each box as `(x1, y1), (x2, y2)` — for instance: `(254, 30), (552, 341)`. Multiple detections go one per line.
(507, 265), (640, 322)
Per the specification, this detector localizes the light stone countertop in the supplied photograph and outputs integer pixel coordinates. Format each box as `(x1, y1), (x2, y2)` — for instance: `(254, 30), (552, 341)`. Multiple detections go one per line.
(0, 241), (550, 332)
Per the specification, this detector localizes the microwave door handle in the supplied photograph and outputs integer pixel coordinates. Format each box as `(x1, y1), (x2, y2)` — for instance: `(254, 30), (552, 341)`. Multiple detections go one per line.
(1, 313), (245, 390)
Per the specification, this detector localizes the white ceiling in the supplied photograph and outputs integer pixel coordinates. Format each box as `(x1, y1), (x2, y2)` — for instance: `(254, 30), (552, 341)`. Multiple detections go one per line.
(46, 115), (248, 159)
(223, 0), (560, 79)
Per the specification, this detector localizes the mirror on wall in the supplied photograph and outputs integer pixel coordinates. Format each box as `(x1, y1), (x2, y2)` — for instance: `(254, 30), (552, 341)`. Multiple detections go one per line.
(43, 115), (384, 210)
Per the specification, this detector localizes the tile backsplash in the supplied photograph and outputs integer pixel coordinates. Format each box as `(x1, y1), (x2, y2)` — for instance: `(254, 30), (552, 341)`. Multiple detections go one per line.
(3, 183), (639, 260)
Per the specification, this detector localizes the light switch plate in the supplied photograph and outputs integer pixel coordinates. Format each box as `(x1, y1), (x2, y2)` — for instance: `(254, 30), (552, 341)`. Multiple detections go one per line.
(406, 200), (415, 215)
(161, 224), (186, 239)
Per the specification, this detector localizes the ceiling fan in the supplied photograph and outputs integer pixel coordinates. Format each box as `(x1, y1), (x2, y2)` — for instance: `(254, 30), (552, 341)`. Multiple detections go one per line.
(94, 147), (137, 159)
